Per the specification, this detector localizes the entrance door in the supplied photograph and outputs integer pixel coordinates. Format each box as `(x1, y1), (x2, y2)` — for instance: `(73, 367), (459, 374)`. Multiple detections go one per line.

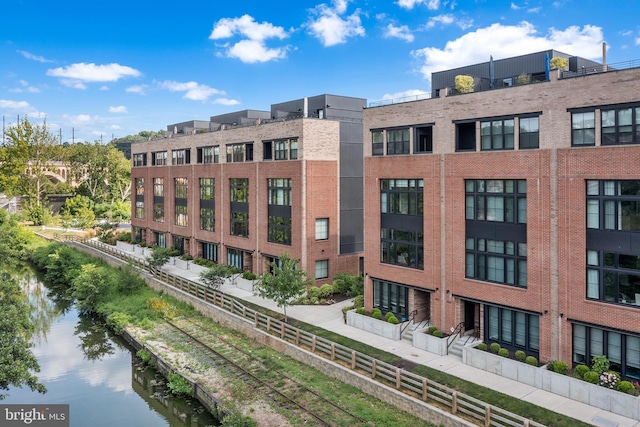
(464, 301), (475, 331)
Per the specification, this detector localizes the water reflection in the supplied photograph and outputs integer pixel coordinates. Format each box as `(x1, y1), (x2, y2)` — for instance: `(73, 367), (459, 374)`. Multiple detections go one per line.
(3, 263), (218, 427)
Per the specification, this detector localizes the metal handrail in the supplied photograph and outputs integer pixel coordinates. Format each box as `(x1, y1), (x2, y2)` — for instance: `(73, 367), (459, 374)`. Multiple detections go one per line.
(400, 309), (418, 335)
(446, 321), (466, 353)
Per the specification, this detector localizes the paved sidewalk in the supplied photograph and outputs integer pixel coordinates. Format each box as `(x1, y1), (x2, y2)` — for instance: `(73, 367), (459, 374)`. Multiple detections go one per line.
(147, 256), (639, 427)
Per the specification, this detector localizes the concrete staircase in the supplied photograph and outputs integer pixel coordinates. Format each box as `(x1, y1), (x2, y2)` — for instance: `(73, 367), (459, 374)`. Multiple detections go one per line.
(401, 319), (430, 342)
(448, 332), (480, 358)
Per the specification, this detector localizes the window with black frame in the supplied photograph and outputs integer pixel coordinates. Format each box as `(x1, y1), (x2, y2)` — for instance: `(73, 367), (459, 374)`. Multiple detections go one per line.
(601, 106), (640, 145)
(465, 179), (528, 287)
(267, 178), (292, 245)
(199, 178), (215, 231)
(372, 279), (408, 320)
(230, 178), (249, 237)
(380, 179), (424, 270)
(485, 305), (539, 358)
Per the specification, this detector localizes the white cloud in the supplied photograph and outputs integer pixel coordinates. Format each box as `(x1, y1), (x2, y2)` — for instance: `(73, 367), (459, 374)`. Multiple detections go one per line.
(213, 98), (241, 106)
(412, 22), (604, 83)
(636, 38), (640, 46)
(511, 2), (523, 10)
(158, 80), (224, 101)
(17, 50), (53, 63)
(307, 0), (365, 47)
(100, 85), (110, 91)
(209, 14), (289, 63)
(109, 106), (128, 113)
(0, 99), (39, 113)
(381, 89), (430, 101)
(425, 14), (472, 30)
(528, 6), (541, 13)
(46, 63), (141, 88)
(397, 0), (440, 10)
(62, 114), (93, 126)
(126, 84), (148, 95)
(383, 24), (414, 42)
(110, 124), (123, 130)
(9, 80), (40, 93)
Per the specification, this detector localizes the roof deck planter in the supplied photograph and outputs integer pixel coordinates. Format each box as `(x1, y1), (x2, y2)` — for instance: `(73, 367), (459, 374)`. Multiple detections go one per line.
(346, 309), (402, 340)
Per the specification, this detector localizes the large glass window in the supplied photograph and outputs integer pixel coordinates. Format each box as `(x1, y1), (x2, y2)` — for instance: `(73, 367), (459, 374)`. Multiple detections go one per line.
(519, 117), (539, 149)
(226, 144), (245, 163)
(201, 242), (218, 262)
(386, 128), (410, 155)
(601, 107), (640, 145)
(372, 279), (408, 320)
(230, 178), (249, 237)
(153, 178), (164, 222)
(586, 180), (640, 231)
(175, 205), (187, 227)
(174, 178), (188, 227)
(573, 324), (640, 380)
(267, 178), (292, 245)
(587, 249), (640, 307)
(152, 151), (167, 166)
(175, 178), (188, 199)
(481, 119), (514, 150)
(230, 178), (249, 203)
(199, 177), (214, 232)
(466, 238), (527, 287)
(132, 153), (146, 167)
(135, 178), (144, 219)
(465, 180), (527, 223)
(572, 111), (595, 146)
(381, 228), (424, 270)
(380, 179), (423, 216)
(197, 146), (218, 164)
(485, 306), (539, 357)
(172, 149), (190, 165)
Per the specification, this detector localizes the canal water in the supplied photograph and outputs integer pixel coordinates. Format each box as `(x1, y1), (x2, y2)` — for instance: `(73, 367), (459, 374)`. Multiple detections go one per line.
(3, 266), (218, 427)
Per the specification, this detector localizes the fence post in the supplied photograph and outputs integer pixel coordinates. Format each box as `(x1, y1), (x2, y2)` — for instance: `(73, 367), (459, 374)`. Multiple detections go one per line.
(372, 360), (377, 378)
(312, 336), (317, 353)
(266, 318), (271, 332)
(523, 420), (530, 427)
(295, 330), (300, 346)
(485, 406), (491, 427)
(331, 343), (336, 360)
(351, 351), (357, 369)
(280, 323), (285, 339)
(396, 368), (402, 389)
(242, 307), (247, 318)
(422, 378), (428, 401)
(452, 391), (458, 414)
(254, 311), (259, 327)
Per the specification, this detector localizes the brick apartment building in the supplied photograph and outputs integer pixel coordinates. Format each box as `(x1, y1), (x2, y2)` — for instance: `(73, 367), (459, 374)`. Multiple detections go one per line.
(363, 50), (640, 378)
(130, 94), (365, 283)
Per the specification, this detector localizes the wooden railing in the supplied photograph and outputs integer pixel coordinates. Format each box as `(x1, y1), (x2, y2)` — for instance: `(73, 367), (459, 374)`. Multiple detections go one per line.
(60, 235), (546, 427)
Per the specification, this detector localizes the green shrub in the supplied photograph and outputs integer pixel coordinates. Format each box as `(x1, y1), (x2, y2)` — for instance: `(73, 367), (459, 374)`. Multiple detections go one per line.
(167, 372), (194, 398)
(180, 254), (193, 261)
(387, 314), (399, 324)
(552, 360), (569, 375)
(455, 75), (474, 94)
(136, 348), (152, 365)
(352, 295), (364, 308)
(515, 350), (526, 361)
(385, 311), (394, 321)
(574, 364), (590, 379)
(591, 355), (610, 374)
(545, 360), (556, 371)
(618, 381), (634, 393)
(106, 311), (130, 334)
(138, 241), (147, 247)
(242, 271), (257, 280)
(355, 307), (366, 315)
(489, 342), (501, 354)
(426, 326), (438, 335)
(306, 286), (320, 299)
(498, 348), (509, 358)
(525, 356), (538, 366)
(476, 342), (487, 351)
(433, 330), (444, 338)
(318, 283), (334, 298)
(332, 272), (364, 297)
(583, 370), (599, 384)
(371, 308), (382, 320)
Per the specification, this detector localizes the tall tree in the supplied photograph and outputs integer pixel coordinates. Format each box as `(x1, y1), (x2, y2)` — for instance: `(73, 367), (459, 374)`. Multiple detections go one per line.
(0, 272), (47, 399)
(0, 117), (63, 206)
(253, 253), (311, 322)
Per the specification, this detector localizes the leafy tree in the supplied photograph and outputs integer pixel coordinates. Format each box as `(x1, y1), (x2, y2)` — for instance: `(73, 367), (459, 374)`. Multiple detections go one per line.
(199, 264), (234, 290)
(0, 118), (63, 208)
(550, 56), (568, 70)
(0, 210), (38, 260)
(146, 247), (175, 269)
(253, 253), (311, 322)
(0, 272), (47, 399)
(71, 264), (114, 313)
(60, 195), (95, 229)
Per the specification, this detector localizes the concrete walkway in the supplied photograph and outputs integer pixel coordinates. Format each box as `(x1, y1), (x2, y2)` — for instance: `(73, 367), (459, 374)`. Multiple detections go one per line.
(131, 251), (639, 427)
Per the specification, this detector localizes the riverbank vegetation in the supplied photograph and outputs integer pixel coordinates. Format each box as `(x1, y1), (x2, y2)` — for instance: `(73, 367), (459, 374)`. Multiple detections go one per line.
(29, 240), (434, 426)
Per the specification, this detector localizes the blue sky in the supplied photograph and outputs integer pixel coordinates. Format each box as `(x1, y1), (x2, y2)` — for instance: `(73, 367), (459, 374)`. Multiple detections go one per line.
(2, 0), (639, 143)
